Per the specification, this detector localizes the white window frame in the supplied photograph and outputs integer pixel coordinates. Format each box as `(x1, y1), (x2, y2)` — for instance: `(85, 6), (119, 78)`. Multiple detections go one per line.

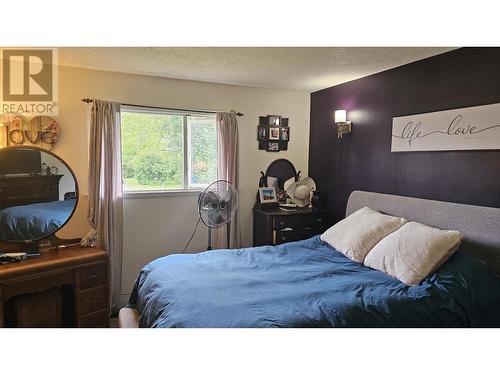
(121, 105), (217, 197)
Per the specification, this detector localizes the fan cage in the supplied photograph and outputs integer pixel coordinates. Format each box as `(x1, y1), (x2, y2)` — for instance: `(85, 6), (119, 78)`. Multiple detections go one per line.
(198, 180), (238, 228)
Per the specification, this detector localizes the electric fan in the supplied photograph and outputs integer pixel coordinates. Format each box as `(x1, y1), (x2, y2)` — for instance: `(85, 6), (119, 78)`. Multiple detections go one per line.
(198, 180), (238, 250)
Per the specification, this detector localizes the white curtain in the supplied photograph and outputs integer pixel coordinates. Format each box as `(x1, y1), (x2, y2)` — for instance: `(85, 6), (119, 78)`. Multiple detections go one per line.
(81, 99), (123, 312)
(214, 112), (241, 249)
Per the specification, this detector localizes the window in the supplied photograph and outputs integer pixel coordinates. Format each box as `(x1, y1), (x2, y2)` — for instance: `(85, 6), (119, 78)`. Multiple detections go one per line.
(121, 106), (217, 193)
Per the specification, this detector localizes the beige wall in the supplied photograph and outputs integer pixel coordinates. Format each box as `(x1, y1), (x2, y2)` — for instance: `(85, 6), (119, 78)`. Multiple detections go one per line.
(51, 65), (310, 304)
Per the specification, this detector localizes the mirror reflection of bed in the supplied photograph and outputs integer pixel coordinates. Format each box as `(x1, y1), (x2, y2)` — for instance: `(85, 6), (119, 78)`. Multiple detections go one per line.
(0, 147), (77, 243)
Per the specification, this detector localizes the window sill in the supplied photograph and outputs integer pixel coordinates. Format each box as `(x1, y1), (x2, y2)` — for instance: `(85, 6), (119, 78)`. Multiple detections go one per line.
(123, 189), (204, 199)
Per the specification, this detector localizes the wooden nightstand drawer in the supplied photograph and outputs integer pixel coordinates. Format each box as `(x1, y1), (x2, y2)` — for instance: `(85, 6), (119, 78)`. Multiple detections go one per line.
(79, 263), (107, 290)
(254, 207), (330, 247)
(274, 212), (328, 230)
(274, 227), (326, 245)
(79, 309), (109, 328)
(79, 286), (107, 316)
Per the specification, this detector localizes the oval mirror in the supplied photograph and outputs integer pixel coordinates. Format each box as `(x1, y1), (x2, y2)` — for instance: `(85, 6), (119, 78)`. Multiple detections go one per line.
(0, 146), (78, 242)
(264, 158), (299, 189)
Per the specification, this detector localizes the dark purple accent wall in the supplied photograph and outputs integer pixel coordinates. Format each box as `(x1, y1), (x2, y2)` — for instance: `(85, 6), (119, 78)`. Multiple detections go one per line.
(309, 48), (500, 223)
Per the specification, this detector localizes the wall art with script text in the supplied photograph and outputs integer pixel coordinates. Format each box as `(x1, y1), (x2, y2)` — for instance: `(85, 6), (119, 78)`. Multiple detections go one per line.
(391, 102), (500, 152)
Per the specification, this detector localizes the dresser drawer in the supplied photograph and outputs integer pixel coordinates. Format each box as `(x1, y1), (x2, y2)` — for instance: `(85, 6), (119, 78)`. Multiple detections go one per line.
(79, 286), (107, 316)
(79, 310), (109, 328)
(5, 185), (48, 202)
(274, 227), (326, 245)
(274, 212), (328, 230)
(79, 263), (107, 290)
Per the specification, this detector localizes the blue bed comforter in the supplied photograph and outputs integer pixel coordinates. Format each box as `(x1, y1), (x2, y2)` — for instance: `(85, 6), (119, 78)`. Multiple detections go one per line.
(128, 236), (500, 328)
(0, 200), (76, 240)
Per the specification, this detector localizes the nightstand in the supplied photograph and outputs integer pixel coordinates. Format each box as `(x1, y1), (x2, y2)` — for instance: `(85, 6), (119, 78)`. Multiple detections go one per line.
(253, 206), (330, 246)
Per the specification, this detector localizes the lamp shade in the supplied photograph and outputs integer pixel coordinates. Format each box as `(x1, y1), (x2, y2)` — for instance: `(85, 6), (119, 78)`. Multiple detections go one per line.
(334, 110), (347, 123)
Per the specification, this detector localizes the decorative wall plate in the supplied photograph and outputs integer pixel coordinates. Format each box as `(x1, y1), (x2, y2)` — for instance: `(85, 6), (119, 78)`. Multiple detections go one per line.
(25, 116), (42, 144)
(9, 129), (24, 144)
(0, 114), (60, 149)
(25, 129), (40, 143)
(0, 114), (23, 129)
(38, 116), (60, 149)
(40, 131), (57, 147)
(0, 114), (25, 147)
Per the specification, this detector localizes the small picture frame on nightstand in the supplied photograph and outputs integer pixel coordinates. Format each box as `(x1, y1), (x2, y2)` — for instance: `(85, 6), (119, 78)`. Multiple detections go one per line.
(259, 187), (277, 204)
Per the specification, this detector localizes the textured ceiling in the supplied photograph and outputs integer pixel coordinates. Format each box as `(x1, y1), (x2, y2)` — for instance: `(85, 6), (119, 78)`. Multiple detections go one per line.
(59, 47), (455, 92)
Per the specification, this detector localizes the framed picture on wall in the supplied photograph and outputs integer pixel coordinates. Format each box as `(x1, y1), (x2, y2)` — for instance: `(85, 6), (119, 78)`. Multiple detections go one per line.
(257, 126), (267, 140)
(269, 127), (280, 140)
(280, 127), (289, 141)
(259, 116), (268, 126)
(267, 141), (279, 151)
(257, 114), (290, 153)
(268, 115), (281, 126)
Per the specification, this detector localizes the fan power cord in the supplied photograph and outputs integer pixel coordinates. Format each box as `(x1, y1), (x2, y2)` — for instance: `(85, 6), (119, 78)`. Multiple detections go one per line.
(183, 217), (202, 253)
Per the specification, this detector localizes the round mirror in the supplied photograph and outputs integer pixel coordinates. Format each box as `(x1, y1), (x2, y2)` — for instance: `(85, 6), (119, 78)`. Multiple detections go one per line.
(0, 146), (78, 242)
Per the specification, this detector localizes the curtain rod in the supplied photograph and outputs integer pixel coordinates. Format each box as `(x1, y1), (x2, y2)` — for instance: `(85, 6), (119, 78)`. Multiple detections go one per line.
(81, 98), (244, 117)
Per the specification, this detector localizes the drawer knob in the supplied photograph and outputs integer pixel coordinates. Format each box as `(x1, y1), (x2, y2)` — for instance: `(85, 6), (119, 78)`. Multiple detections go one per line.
(282, 236), (286, 240)
(317, 218), (322, 222)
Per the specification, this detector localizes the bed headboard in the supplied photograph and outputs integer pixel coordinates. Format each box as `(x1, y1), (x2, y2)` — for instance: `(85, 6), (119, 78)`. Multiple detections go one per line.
(346, 191), (500, 274)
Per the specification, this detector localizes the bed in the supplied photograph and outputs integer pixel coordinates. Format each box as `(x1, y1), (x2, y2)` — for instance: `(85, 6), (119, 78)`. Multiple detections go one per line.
(122, 191), (500, 328)
(0, 200), (76, 241)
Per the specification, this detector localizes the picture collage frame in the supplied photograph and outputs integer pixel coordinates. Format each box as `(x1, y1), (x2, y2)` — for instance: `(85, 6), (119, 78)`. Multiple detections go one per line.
(257, 115), (290, 152)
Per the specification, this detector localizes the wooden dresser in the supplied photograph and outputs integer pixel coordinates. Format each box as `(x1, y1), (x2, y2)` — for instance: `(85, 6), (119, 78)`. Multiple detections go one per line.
(0, 174), (63, 209)
(0, 247), (109, 328)
(253, 207), (330, 246)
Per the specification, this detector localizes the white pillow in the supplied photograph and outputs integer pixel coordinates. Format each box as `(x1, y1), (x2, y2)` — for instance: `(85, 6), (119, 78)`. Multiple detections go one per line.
(364, 221), (463, 286)
(320, 207), (407, 263)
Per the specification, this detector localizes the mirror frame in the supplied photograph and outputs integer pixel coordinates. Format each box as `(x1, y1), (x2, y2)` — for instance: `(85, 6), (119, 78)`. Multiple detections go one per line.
(0, 145), (79, 243)
(262, 158), (300, 189)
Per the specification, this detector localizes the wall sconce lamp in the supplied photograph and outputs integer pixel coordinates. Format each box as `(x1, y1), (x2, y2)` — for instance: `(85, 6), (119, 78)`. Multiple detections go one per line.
(334, 110), (352, 139)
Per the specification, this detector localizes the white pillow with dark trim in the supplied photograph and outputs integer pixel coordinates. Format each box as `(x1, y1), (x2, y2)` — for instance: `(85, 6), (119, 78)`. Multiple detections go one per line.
(320, 207), (407, 263)
(364, 221), (463, 285)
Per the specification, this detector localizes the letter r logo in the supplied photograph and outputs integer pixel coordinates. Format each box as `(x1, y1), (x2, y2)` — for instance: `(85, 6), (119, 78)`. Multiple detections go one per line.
(2, 49), (53, 101)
